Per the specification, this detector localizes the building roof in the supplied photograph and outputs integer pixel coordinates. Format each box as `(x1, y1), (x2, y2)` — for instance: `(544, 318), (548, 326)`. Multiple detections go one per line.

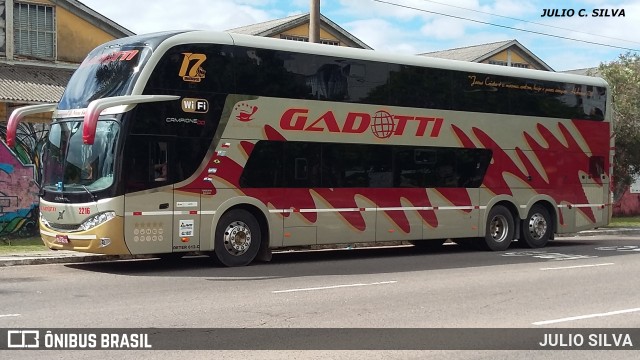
(419, 39), (554, 71)
(561, 67), (600, 77)
(227, 13), (372, 49)
(0, 64), (75, 103)
(0, 0), (133, 106)
(64, 0), (134, 37)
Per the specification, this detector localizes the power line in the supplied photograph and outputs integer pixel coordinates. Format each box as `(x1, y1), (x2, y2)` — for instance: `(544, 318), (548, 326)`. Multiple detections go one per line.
(414, 0), (640, 46)
(373, 0), (640, 52)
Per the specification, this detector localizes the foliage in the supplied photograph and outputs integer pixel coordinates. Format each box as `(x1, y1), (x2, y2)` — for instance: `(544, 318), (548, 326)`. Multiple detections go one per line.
(0, 236), (46, 253)
(596, 52), (640, 200)
(608, 216), (640, 227)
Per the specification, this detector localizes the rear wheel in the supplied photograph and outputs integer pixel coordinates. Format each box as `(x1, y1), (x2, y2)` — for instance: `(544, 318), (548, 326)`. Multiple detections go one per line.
(214, 209), (261, 267)
(520, 205), (552, 248)
(482, 205), (514, 251)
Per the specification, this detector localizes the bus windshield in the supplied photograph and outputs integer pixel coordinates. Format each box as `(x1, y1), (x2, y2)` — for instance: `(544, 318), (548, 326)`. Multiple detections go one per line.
(58, 45), (151, 110)
(42, 119), (120, 193)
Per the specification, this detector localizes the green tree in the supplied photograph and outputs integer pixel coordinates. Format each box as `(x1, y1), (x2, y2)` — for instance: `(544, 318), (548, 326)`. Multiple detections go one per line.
(596, 52), (640, 200)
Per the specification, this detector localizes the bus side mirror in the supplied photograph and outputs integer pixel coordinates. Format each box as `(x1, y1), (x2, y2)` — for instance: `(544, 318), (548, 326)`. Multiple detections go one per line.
(6, 103), (57, 147)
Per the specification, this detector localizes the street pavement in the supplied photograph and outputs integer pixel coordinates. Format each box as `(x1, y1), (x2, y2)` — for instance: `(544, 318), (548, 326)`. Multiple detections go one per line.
(1, 227), (639, 267)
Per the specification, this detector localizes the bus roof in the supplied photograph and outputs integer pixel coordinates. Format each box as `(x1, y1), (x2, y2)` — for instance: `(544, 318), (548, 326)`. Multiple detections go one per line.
(148, 30), (608, 88)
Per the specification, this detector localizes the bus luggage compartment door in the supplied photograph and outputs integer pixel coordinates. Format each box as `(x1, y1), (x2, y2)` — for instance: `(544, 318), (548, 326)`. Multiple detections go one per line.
(124, 190), (173, 255)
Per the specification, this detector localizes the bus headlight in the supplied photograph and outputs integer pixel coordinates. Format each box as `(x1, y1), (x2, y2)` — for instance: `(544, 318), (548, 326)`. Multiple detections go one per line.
(39, 212), (52, 228)
(78, 211), (116, 231)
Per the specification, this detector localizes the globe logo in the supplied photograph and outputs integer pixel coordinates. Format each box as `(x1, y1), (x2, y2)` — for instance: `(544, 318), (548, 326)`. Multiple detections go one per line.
(370, 110), (396, 139)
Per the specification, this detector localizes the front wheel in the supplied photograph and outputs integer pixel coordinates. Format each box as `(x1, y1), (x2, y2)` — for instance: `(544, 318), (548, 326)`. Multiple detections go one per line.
(482, 205), (514, 251)
(520, 205), (552, 248)
(214, 209), (261, 267)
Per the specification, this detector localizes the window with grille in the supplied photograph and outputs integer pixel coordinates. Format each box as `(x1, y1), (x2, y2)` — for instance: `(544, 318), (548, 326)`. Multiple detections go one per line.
(14, 2), (56, 59)
(279, 34), (340, 46)
(488, 60), (530, 69)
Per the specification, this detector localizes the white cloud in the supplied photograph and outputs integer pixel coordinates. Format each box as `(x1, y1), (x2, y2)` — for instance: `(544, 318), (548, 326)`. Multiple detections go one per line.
(343, 18), (422, 53)
(77, 0), (637, 71)
(83, 0), (278, 33)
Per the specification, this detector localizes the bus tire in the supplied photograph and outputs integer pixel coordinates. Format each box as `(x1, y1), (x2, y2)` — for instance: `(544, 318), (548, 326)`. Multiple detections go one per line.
(520, 205), (551, 248)
(214, 209), (261, 267)
(482, 205), (514, 251)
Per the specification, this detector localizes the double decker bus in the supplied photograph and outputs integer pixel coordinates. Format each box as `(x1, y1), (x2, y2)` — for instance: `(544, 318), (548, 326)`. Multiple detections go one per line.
(6, 31), (611, 266)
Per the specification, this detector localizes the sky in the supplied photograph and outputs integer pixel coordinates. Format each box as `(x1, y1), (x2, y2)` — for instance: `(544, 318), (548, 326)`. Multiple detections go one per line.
(78, 0), (639, 71)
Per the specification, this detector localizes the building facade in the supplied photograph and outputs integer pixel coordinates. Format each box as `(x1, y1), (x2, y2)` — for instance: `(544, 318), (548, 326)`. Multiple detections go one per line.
(0, 0), (132, 237)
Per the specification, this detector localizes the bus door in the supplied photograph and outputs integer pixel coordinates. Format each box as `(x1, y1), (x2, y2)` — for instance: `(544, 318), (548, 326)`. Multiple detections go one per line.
(123, 137), (174, 255)
(171, 139), (202, 253)
(172, 190), (201, 253)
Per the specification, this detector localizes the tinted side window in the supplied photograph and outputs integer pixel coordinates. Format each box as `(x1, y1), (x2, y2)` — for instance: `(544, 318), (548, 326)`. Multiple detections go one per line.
(283, 142), (321, 188)
(394, 147), (433, 188)
(123, 136), (170, 192)
(145, 44), (234, 93)
(387, 65), (452, 109)
(394, 146), (491, 188)
(234, 48), (314, 99)
(452, 72), (606, 120)
(239, 141), (491, 189)
(322, 143), (370, 187)
(240, 141), (283, 188)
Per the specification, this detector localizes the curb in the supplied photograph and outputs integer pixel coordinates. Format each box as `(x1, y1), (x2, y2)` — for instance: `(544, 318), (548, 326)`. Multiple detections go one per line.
(558, 228), (640, 237)
(0, 253), (148, 267)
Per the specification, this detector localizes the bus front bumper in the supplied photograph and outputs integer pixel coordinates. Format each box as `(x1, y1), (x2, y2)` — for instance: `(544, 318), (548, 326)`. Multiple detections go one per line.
(39, 216), (131, 255)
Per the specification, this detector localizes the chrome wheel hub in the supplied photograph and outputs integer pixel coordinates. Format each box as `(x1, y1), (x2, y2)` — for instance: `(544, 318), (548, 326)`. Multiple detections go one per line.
(490, 215), (509, 243)
(528, 213), (547, 240)
(223, 220), (252, 256)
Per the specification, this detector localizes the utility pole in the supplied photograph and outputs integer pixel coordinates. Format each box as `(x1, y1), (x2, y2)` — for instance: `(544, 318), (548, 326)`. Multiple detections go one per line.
(309, 0), (320, 43)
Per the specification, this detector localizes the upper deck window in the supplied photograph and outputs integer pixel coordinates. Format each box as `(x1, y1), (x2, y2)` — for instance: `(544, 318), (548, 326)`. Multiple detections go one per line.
(14, 2), (56, 60)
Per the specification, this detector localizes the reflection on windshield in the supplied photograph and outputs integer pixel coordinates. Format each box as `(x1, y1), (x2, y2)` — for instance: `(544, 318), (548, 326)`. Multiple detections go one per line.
(58, 47), (150, 110)
(42, 120), (120, 193)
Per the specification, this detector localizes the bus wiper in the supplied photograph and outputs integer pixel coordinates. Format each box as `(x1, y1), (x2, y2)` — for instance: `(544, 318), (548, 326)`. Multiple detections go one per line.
(81, 184), (98, 203)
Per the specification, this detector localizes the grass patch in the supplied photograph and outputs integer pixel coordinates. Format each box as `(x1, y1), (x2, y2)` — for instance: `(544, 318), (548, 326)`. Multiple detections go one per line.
(609, 216), (640, 227)
(0, 236), (47, 254)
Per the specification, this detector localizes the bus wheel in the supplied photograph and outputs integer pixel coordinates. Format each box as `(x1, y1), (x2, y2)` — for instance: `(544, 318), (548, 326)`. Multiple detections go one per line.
(214, 209), (261, 267)
(520, 205), (551, 248)
(482, 205), (514, 251)
(410, 239), (446, 250)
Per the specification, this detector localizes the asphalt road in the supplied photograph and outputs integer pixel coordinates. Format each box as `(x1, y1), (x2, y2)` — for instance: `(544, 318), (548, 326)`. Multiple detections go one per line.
(1, 234), (640, 359)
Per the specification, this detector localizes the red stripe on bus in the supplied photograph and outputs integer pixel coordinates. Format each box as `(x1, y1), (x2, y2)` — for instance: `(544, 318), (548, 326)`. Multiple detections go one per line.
(133, 212), (142, 216)
(189, 210), (198, 215)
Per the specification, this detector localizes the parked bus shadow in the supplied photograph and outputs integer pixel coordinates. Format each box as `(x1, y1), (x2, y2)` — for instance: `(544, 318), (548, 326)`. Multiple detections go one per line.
(64, 237), (637, 279)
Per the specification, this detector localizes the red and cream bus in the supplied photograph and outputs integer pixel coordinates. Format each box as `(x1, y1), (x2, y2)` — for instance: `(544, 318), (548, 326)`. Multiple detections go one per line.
(6, 30), (612, 266)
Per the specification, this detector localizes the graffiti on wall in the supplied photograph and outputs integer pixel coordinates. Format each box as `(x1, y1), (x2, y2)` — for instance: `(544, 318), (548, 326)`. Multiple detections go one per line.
(0, 122), (48, 237)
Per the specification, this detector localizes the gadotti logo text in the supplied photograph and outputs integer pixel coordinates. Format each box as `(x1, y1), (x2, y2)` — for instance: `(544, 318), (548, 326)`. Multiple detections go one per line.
(279, 108), (444, 139)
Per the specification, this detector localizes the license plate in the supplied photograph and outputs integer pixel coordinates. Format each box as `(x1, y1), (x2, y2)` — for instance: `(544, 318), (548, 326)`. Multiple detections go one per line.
(55, 235), (69, 244)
